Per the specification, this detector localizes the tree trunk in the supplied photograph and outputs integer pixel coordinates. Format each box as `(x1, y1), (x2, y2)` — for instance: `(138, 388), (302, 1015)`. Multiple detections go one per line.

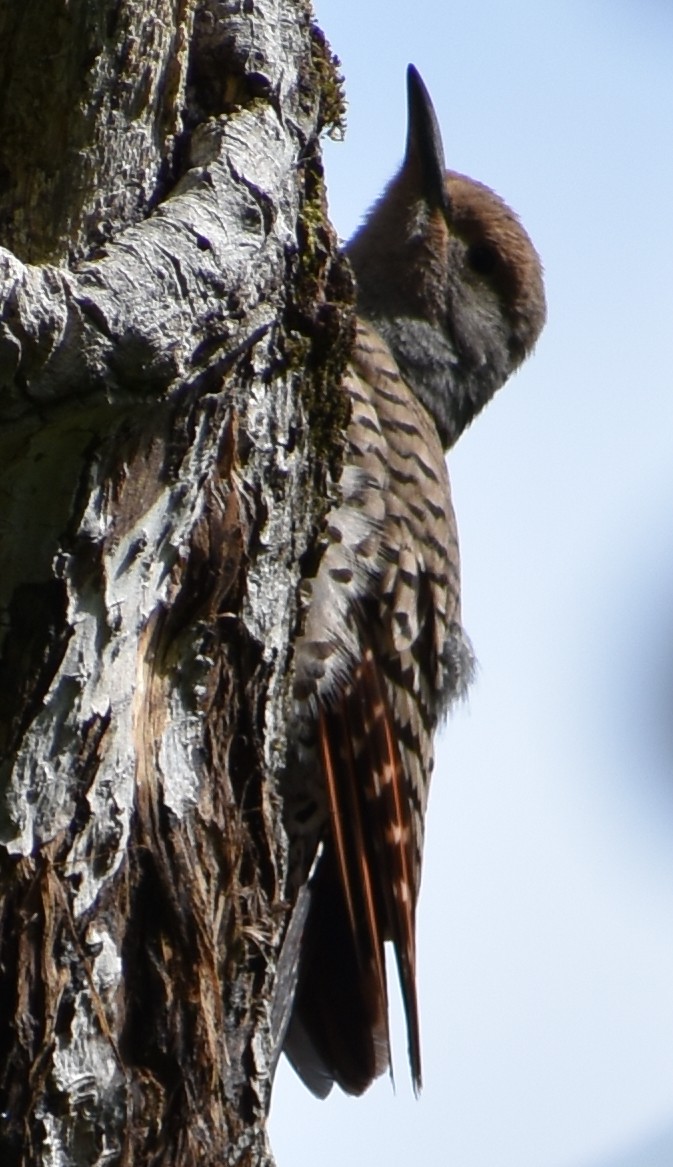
(0, 2), (351, 1163)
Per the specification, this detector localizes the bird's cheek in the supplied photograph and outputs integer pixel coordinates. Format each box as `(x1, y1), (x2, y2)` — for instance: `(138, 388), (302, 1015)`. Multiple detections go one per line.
(453, 286), (509, 371)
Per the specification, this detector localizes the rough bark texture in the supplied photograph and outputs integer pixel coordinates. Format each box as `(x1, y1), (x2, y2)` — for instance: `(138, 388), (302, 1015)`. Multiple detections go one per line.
(0, 2), (351, 1164)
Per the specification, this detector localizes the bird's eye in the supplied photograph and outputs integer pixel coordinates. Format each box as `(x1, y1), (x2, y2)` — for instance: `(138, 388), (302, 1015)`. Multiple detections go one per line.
(467, 242), (498, 276)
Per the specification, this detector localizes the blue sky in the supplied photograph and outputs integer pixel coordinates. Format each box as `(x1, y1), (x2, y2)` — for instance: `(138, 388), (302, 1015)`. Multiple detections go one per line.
(270, 2), (673, 1164)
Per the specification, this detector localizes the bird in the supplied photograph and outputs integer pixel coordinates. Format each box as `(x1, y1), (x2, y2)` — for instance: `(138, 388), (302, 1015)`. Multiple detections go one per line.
(283, 64), (546, 1098)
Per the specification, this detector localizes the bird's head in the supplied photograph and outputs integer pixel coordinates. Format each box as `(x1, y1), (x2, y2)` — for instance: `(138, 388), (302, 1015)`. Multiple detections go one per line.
(346, 65), (546, 448)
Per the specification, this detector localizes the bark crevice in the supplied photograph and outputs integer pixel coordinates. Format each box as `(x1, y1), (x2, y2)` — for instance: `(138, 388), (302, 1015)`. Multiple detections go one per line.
(0, 2), (350, 1163)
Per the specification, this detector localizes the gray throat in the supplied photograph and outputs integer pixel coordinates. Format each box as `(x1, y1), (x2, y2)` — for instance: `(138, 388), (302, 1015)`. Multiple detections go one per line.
(361, 313), (498, 451)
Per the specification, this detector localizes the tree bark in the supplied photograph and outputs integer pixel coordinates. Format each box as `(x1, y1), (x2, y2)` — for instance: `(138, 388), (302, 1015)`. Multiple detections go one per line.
(0, 2), (351, 1163)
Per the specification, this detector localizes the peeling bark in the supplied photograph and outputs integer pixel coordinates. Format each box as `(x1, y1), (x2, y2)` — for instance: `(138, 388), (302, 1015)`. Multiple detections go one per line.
(0, 2), (351, 1163)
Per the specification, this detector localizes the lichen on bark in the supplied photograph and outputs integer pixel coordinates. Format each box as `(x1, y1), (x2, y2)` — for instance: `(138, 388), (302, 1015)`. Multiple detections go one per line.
(0, 2), (354, 1163)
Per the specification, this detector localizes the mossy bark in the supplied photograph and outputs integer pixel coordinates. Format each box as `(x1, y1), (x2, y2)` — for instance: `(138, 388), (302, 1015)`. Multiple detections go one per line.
(0, 2), (351, 1163)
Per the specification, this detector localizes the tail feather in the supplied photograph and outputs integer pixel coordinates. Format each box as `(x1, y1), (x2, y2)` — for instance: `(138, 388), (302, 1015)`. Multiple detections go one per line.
(284, 842), (389, 1096)
(286, 643), (422, 1095)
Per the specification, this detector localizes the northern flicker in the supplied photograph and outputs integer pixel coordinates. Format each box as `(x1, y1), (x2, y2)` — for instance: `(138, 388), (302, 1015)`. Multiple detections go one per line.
(283, 65), (546, 1098)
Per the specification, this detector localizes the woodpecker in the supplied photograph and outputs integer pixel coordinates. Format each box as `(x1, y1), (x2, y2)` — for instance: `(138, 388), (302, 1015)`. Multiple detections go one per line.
(284, 65), (546, 1098)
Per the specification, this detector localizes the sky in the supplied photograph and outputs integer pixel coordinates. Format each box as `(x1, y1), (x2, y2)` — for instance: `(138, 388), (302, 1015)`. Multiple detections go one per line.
(270, 2), (673, 1165)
